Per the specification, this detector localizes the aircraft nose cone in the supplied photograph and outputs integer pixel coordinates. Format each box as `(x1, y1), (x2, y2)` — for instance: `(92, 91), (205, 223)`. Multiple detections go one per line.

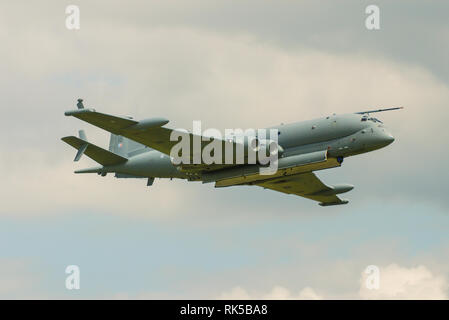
(386, 133), (395, 144)
(381, 132), (395, 146)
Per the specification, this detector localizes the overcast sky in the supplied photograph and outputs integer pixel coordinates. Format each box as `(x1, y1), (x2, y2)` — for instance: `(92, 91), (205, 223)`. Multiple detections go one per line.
(1, 0), (449, 299)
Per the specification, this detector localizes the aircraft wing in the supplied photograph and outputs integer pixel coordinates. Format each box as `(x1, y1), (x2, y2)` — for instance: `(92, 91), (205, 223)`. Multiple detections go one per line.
(64, 108), (184, 153)
(64, 109), (139, 134)
(65, 107), (243, 171)
(252, 172), (349, 206)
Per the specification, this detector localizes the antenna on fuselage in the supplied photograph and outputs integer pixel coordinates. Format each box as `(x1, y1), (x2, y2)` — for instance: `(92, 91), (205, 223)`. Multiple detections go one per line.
(355, 107), (403, 114)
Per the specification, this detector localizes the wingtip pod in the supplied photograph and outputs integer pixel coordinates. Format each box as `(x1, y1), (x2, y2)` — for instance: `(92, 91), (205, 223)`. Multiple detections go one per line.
(319, 200), (349, 206)
(65, 108), (96, 116)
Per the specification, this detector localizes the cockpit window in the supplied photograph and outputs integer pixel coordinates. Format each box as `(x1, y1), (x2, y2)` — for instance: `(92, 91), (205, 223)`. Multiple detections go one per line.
(360, 115), (383, 123)
(369, 117), (383, 123)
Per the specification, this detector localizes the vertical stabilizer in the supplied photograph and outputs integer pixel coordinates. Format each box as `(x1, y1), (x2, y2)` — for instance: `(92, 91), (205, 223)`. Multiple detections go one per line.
(108, 134), (150, 157)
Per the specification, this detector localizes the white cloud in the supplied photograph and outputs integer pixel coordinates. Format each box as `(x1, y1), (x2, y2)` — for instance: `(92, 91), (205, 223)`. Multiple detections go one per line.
(219, 286), (322, 300)
(359, 264), (448, 300)
(219, 264), (448, 300)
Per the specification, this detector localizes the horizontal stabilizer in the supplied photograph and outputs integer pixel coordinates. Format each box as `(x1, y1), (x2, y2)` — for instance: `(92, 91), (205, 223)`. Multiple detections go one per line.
(61, 136), (128, 166)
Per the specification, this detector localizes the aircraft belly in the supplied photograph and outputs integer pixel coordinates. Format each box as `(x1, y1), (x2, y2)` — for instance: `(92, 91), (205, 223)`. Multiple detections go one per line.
(206, 150), (341, 187)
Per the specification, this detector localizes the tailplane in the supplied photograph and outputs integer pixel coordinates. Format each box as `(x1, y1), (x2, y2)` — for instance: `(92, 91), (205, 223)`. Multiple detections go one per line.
(61, 130), (128, 166)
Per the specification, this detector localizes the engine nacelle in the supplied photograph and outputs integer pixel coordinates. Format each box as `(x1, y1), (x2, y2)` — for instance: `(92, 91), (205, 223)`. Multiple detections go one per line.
(126, 117), (169, 132)
(313, 184), (354, 196)
(332, 184), (354, 194)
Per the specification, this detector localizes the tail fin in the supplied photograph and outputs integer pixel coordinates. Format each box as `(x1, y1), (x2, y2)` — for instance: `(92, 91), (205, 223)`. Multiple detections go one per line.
(108, 133), (150, 157)
(62, 131), (127, 166)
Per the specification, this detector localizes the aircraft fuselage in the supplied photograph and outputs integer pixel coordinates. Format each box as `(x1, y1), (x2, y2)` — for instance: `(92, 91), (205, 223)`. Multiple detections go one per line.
(275, 113), (394, 159)
(101, 112), (394, 181)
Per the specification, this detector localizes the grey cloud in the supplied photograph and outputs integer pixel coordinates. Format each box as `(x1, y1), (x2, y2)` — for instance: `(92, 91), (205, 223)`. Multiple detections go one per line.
(1, 17), (449, 214)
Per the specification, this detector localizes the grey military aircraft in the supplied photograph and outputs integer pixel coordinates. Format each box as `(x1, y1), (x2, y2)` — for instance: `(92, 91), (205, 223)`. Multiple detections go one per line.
(62, 99), (400, 206)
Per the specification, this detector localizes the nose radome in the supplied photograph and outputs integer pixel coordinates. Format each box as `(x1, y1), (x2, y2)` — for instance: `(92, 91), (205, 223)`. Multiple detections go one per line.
(382, 131), (395, 145)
